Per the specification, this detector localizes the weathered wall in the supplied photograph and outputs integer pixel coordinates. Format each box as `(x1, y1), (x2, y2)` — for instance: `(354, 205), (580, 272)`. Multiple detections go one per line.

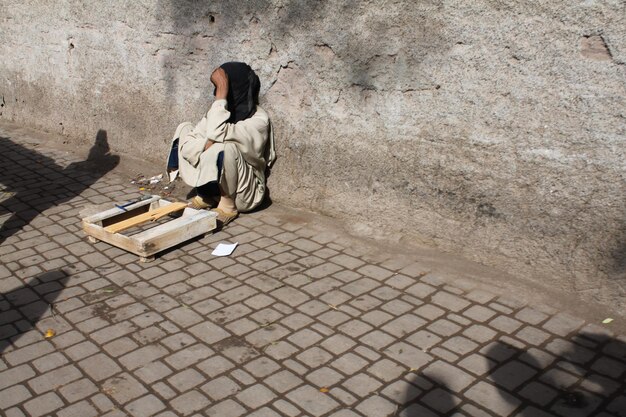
(1, 1), (625, 309)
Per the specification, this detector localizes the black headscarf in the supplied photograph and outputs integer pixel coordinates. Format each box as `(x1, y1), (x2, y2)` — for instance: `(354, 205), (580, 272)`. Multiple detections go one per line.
(217, 62), (260, 123)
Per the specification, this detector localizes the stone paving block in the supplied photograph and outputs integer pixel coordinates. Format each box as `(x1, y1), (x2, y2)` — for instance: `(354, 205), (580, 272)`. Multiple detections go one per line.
(462, 324), (498, 343)
(244, 356), (280, 378)
(457, 353), (497, 376)
(465, 381), (521, 416)
(355, 395), (397, 417)
(330, 254), (365, 269)
(405, 330), (441, 351)
(120, 344), (169, 370)
(31, 351), (69, 373)
(272, 399), (299, 416)
(489, 315), (523, 333)
(124, 394), (166, 417)
(58, 377), (99, 403)
(398, 403), (439, 417)
(0, 384), (32, 409)
(237, 384), (277, 408)
(519, 347), (556, 369)
(246, 323), (290, 347)
(201, 375), (241, 400)
(296, 346), (333, 368)
(441, 335), (479, 355)
(360, 329), (396, 350)
(607, 396), (626, 416)
(288, 328), (323, 348)
(542, 312), (585, 336)
(427, 319), (461, 337)
(65, 340), (100, 361)
(342, 278), (379, 297)
(164, 343), (213, 370)
(489, 360), (538, 390)
(28, 363), (82, 395)
(91, 321), (138, 345)
(384, 341), (433, 370)
(545, 338), (595, 365)
(367, 358), (405, 382)
(3, 341), (54, 366)
(421, 361), (474, 392)
(188, 321), (231, 344)
(270, 286), (309, 307)
(306, 366), (345, 388)
(204, 398), (247, 417)
(102, 372), (149, 405)
(421, 388), (462, 414)
(168, 368), (206, 392)
(103, 336), (139, 357)
(591, 355), (626, 380)
(406, 282), (437, 298)
(382, 314), (426, 337)
(430, 291), (470, 312)
(515, 326), (551, 346)
(286, 385), (340, 416)
(22, 391), (64, 417)
(360, 310), (394, 327)
(337, 319), (373, 338)
(518, 381), (559, 406)
(57, 400), (99, 417)
(170, 390), (212, 416)
(331, 352), (370, 375)
(551, 391), (603, 417)
(380, 298), (414, 316)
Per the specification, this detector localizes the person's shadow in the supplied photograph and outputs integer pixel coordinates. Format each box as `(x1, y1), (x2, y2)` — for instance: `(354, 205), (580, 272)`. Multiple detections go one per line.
(401, 331), (626, 416)
(0, 270), (70, 353)
(0, 129), (119, 245)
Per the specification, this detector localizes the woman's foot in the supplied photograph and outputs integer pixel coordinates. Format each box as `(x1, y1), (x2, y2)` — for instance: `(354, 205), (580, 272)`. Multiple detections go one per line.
(211, 207), (239, 228)
(188, 195), (218, 210)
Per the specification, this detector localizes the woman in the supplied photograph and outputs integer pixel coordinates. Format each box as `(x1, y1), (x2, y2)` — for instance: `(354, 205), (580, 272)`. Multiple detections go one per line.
(166, 62), (276, 227)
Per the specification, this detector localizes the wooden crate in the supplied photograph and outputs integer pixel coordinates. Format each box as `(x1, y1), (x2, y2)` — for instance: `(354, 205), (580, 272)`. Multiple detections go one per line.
(82, 195), (217, 262)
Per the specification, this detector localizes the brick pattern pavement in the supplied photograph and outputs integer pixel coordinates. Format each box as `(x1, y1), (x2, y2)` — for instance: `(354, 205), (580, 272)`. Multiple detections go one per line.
(1, 128), (625, 417)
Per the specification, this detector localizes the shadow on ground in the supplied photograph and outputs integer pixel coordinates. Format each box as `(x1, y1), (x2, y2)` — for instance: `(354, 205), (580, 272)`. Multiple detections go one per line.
(401, 331), (626, 416)
(0, 130), (119, 245)
(0, 270), (70, 353)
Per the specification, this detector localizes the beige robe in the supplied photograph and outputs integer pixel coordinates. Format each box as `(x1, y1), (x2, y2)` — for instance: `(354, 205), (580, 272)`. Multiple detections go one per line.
(168, 99), (276, 212)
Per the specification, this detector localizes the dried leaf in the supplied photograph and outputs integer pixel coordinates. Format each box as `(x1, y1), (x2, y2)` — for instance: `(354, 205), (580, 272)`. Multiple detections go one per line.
(44, 329), (56, 339)
(602, 318), (614, 324)
(328, 304), (338, 310)
(320, 387), (330, 393)
(103, 288), (116, 293)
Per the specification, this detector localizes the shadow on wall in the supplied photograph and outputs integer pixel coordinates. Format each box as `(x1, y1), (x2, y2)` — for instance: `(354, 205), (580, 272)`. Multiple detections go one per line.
(0, 270), (70, 354)
(401, 332), (626, 416)
(0, 129), (119, 245)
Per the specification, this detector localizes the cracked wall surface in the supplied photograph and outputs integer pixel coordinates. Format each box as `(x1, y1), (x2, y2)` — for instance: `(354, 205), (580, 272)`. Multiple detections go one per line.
(1, 0), (625, 309)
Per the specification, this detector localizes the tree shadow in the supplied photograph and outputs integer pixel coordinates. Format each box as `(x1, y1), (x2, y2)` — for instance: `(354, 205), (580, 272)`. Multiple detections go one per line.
(400, 330), (626, 416)
(0, 270), (70, 353)
(0, 129), (120, 245)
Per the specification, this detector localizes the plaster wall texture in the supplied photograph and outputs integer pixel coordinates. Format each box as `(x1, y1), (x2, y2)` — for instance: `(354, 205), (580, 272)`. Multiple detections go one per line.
(1, 1), (625, 309)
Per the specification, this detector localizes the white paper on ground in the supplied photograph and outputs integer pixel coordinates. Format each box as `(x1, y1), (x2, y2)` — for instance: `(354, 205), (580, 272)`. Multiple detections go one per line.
(212, 242), (239, 257)
(168, 170), (179, 183)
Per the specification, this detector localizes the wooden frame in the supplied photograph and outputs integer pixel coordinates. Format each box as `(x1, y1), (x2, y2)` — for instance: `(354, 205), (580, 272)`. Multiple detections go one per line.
(82, 195), (217, 262)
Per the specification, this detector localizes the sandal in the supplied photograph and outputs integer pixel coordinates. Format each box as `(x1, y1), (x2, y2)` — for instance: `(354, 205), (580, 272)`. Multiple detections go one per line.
(211, 208), (239, 228)
(188, 195), (218, 210)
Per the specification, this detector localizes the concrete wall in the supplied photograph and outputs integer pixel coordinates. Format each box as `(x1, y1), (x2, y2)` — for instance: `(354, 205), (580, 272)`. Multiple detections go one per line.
(1, 1), (625, 309)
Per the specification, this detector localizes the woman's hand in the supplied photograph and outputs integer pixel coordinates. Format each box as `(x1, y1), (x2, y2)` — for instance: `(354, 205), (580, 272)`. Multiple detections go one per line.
(210, 67), (229, 100)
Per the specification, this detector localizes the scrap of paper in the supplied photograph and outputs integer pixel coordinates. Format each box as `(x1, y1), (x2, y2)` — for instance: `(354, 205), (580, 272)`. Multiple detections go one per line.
(212, 242), (239, 257)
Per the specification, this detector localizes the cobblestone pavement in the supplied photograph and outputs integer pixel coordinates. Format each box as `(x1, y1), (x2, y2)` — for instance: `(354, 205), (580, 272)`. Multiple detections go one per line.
(1, 126), (625, 417)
